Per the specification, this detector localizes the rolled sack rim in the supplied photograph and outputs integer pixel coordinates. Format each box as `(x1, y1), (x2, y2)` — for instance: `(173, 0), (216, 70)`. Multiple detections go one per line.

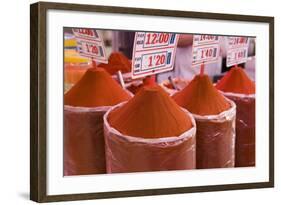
(191, 97), (236, 122)
(103, 101), (196, 144)
(64, 104), (111, 113)
(218, 90), (256, 99)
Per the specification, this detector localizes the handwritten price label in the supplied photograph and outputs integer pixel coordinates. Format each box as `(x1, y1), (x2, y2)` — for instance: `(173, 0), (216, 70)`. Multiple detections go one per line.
(72, 28), (108, 63)
(72, 29), (99, 40)
(227, 37), (248, 49)
(143, 33), (173, 48)
(131, 32), (179, 79)
(134, 51), (172, 72)
(192, 35), (220, 66)
(193, 35), (220, 46)
(77, 40), (105, 58)
(226, 37), (249, 67)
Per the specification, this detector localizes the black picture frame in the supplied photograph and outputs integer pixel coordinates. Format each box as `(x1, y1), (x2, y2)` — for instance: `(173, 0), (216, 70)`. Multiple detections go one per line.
(30, 1), (274, 202)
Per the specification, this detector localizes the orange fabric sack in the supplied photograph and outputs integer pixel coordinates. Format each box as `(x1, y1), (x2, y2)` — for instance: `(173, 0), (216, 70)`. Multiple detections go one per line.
(64, 105), (108, 175)
(173, 74), (236, 169)
(64, 68), (131, 176)
(192, 103), (236, 168)
(216, 67), (255, 167)
(104, 85), (196, 173)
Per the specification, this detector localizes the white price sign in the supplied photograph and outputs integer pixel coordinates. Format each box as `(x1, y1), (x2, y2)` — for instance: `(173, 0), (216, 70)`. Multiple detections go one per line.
(226, 37), (249, 67)
(72, 28), (108, 63)
(131, 32), (179, 79)
(192, 35), (220, 66)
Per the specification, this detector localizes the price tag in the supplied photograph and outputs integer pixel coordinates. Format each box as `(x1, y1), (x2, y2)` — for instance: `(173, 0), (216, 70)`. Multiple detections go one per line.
(226, 37), (249, 67)
(131, 32), (179, 79)
(192, 35), (220, 66)
(72, 28), (108, 63)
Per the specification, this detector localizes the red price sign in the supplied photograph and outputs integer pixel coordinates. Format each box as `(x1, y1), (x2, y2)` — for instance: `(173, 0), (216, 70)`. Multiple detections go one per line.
(200, 47), (218, 59)
(72, 29), (99, 40)
(72, 28), (108, 63)
(131, 32), (179, 79)
(193, 35), (220, 46)
(192, 35), (220, 66)
(144, 33), (171, 48)
(226, 37), (249, 67)
(77, 40), (104, 58)
(142, 51), (168, 70)
(228, 37), (248, 49)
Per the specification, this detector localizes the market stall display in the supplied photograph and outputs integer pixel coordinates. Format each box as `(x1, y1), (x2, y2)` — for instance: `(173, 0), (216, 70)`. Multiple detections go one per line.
(99, 52), (131, 75)
(125, 80), (143, 94)
(216, 66), (255, 167)
(64, 67), (131, 175)
(160, 77), (190, 95)
(126, 75), (156, 94)
(173, 74), (236, 169)
(64, 32), (77, 48)
(64, 49), (94, 92)
(104, 85), (196, 173)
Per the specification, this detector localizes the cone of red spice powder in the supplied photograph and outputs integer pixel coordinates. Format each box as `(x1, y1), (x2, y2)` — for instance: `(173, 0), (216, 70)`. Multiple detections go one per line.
(64, 67), (131, 107)
(99, 52), (131, 75)
(216, 66), (255, 167)
(103, 85), (196, 173)
(173, 74), (236, 169)
(216, 66), (255, 94)
(64, 67), (131, 176)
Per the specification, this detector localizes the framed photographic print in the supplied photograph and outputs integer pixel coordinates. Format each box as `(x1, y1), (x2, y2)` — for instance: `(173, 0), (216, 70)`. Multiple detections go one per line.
(30, 1), (274, 203)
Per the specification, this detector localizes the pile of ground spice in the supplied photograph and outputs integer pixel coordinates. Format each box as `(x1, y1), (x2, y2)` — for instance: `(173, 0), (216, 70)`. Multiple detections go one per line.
(108, 85), (193, 138)
(126, 76), (156, 94)
(216, 66), (255, 94)
(173, 74), (235, 169)
(64, 67), (131, 107)
(173, 74), (230, 115)
(99, 52), (131, 75)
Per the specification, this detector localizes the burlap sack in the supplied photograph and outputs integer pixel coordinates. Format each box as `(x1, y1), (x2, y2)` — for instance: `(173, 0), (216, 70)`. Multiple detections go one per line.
(64, 105), (110, 176)
(103, 102), (197, 173)
(222, 92), (255, 167)
(194, 99), (236, 169)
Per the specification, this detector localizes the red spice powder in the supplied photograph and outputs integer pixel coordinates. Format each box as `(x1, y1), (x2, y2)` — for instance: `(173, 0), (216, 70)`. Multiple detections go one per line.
(108, 85), (193, 138)
(126, 76), (156, 95)
(99, 52), (131, 75)
(173, 74), (235, 169)
(64, 67), (131, 107)
(173, 74), (230, 115)
(216, 66), (255, 94)
(142, 75), (156, 86)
